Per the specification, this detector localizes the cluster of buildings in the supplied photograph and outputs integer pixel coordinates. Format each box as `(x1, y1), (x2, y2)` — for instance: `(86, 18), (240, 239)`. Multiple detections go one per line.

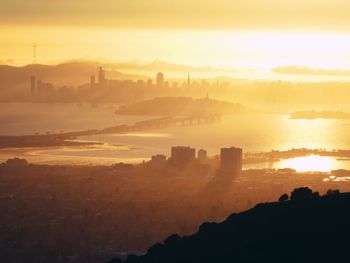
(28, 67), (181, 97)
(2, 146), (346, 263)
(151, 146), (243, 176)
(30, 75), (55, 96)
(89, 67), (190, 90)
(0, 157), (244, 263)
(27, 66), (230, 103)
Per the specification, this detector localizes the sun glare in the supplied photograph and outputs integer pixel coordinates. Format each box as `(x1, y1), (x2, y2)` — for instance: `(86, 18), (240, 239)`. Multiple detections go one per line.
(2, 26), (350, 76)
(279, 155), (335, 172)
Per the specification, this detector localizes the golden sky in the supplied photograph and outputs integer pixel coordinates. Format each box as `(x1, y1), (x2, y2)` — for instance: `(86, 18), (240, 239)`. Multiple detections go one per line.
(2, 0), (350, 78)
(2, 0), (350, 30)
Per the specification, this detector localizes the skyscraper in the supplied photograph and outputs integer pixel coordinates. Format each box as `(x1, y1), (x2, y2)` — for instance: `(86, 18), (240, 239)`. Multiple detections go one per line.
(187, 72), (191, 89)
(220, 147), (242, 176)
(98, 67), (106, 86)
(156, 72), (164, 88)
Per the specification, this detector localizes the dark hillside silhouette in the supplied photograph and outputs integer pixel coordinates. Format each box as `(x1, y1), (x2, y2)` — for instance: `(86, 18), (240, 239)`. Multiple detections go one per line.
(110, 187), (350, 263)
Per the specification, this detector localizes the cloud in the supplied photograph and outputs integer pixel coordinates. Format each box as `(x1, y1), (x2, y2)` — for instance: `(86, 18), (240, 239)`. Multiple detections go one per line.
(272, 65), (350, 76)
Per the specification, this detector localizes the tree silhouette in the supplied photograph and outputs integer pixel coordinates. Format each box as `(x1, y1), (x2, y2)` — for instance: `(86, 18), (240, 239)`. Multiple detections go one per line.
(290, 187), (313, 201)
(278, 193), (289, 202)
(326, 189), (340, 196)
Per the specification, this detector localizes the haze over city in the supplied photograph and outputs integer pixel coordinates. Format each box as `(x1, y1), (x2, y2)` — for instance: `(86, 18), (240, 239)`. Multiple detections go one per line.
(1, 1), (350, 263)
(3, 1), (350, 80)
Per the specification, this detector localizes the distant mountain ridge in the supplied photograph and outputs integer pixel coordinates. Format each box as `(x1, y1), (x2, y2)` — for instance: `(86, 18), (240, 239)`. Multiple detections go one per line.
(109, 188), (350, 263)
(0, 60), (249, 92)
(0, 62), (147, 91)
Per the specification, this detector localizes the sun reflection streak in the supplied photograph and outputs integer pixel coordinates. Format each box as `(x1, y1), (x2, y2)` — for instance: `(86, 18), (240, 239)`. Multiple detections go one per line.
(278, 155), (335, 172)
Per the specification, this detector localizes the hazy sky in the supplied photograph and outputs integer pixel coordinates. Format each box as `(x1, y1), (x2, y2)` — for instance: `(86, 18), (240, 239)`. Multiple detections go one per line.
(2, 0), (350, 78)
(3, 0), (350, 30)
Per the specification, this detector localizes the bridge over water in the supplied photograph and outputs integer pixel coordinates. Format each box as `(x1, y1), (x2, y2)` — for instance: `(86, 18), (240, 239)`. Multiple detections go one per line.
(0, 115), (221, 148)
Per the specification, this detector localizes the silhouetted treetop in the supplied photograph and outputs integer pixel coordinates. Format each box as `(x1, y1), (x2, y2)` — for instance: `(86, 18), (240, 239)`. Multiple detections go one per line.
(326, 189), (340, 196)
(278, 193), (289, 202)
(290, 187), (314, 201)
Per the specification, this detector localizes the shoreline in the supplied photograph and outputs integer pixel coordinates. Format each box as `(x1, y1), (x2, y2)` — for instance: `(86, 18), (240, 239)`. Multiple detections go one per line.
(3, 146), (350, 168)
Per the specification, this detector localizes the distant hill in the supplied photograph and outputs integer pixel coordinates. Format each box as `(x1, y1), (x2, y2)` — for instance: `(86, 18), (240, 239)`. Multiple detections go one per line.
(0, 62), (147, 92)
(115, 97), (251, 116)
(109, 188), (350, 263)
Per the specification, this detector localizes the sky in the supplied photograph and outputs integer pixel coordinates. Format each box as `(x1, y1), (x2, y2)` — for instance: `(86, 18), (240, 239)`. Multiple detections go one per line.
(2, 0), (350, 79)
(3, 0), (350, 30)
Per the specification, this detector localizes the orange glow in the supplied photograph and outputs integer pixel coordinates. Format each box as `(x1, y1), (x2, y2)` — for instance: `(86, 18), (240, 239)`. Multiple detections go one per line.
(2, 26), (350, 81)
(279, 155), (335, 172)
(2, 0), (350, 78)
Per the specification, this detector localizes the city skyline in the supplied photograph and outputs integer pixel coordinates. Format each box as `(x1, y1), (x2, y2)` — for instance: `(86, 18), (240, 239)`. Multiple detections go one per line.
(2, 1), (350, 81)
(2, 2), (350, 262)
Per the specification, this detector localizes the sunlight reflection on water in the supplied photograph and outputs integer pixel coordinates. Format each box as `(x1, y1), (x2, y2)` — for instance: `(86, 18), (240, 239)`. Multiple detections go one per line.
(3, 103), (350, 167)
(277, 155), (336, 172)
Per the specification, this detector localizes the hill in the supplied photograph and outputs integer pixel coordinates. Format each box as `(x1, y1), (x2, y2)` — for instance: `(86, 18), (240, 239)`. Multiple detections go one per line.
(115, 97), (251, 116)
(0, 61), (146, 92)
(109, 188), (350, 263)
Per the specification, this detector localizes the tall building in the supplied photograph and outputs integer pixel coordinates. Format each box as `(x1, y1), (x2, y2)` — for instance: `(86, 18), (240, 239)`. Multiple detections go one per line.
(187, 72), (191, 89)
(156, 72), (164, 88)
(171, 146), (196, 165)
(198, 149), (207, 161)
(220, 147), (242, 176)
(98, 67), (106, 86)
(30, 76), (36, 95)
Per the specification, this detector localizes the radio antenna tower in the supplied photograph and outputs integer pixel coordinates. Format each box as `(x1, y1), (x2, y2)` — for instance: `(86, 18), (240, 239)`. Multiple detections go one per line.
(32, 43), (37, 64)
